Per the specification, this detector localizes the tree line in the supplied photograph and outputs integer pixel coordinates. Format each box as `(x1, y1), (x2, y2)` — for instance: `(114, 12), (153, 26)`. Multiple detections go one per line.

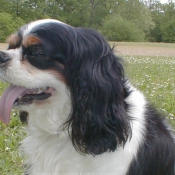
(0, 0), (175, 43)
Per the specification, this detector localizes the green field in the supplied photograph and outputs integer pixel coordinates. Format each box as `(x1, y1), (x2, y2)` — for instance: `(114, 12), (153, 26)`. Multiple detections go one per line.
(0, 43), (175, 174)
(124, 55), (175, 128)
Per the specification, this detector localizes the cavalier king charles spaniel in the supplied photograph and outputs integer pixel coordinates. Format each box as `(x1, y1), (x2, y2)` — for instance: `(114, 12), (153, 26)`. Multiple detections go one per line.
(0, 19), (174, 175)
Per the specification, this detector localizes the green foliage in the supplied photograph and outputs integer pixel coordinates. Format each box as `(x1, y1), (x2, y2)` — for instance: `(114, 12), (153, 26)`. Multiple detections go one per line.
(161, 19), (175, 43)
(0, 0), (174, 42)
(53, 0), (89, 27)
(115, 0), (154, 33)
(149, 2), (175, 42)
(0, 12), (24, 42)
(148, 2), (163, 42)
(0, 0), (156, 42)
(101, 15), (145, 42)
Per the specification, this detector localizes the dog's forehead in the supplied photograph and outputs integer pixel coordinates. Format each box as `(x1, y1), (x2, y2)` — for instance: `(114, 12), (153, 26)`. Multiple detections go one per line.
(8, 19), (66, 49)
(23, 19), (66, 37)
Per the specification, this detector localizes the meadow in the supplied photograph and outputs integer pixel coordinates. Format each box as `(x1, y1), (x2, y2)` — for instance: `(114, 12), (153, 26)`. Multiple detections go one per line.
(124, 55), (175, 127)
(0, 42), (175, 174)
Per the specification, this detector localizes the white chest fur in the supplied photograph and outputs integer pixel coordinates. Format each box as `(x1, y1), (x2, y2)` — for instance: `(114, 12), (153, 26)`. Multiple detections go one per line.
(21, 89), (146, 175)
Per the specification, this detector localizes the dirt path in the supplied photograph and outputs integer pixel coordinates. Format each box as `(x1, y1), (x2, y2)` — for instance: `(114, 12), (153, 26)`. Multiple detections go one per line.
(0, 43), (7, 50)
(115, 45), (175, 57)
(0, 43), (175, 57)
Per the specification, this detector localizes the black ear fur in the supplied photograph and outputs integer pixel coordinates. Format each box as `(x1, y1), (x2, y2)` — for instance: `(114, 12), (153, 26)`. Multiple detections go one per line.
(64, 28), (131, 155)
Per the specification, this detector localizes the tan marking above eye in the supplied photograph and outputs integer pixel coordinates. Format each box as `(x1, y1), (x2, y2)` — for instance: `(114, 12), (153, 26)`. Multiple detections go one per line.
(23, 35), (41, 47)
(7, 33), (21, 49)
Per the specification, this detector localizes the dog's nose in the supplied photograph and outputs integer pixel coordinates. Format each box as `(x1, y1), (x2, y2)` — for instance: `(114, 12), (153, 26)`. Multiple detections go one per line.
(0, 51), (10, 64)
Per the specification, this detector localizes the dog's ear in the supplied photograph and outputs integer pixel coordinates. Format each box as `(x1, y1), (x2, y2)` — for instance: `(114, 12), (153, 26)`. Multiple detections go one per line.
(64, 28), (131, 155)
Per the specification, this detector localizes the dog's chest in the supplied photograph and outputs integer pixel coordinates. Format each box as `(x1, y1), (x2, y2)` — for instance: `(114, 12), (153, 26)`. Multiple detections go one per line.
(21, 132), (137, 175)
(21, 101), (145, 175)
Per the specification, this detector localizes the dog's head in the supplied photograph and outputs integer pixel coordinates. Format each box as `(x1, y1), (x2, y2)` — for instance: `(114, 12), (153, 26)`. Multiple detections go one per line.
(0, 19), (130, 155)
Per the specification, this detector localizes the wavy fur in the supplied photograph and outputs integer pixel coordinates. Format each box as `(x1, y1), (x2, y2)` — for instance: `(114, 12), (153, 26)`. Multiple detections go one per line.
(0, 19), (174, 175)
(64, 28), (131, 155)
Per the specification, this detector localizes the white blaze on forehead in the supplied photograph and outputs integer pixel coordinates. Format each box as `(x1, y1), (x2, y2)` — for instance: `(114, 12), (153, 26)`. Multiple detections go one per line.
(23, 19), (66, 37)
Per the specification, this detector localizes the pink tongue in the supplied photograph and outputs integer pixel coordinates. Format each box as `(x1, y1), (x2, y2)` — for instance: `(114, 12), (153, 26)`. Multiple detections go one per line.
(0, 86), (26, 124)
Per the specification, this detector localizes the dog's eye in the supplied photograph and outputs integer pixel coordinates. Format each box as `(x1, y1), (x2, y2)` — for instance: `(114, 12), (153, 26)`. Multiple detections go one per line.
(29, 48), (45, 57)
(22, 50), (42, 60)
(28, 45), (44, 57)
(22, 45), (45, 60)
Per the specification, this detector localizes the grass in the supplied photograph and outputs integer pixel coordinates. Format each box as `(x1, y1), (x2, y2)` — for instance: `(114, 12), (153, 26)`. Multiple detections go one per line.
(123, 55), (175, 127)
(0, 84), (25, 174)
(0, 43), (174, 174)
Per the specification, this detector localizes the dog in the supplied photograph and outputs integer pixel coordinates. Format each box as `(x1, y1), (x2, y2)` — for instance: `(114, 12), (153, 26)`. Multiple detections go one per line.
(0, 19), (174, 175)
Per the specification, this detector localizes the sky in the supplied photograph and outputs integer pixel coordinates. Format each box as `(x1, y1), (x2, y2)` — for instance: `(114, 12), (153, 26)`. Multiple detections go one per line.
(159, 0), (173, 3)
(160, 0), (167, 2)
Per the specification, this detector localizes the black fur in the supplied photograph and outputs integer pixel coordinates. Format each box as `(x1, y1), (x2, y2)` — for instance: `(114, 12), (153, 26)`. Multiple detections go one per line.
(19, 111), (28, 124)
(22, 23), (74, 71)
(26, 23), (131, 155)
(17, 21), (174, 173)
(127, 106), (175, 175)
(64, 28), (131, 155)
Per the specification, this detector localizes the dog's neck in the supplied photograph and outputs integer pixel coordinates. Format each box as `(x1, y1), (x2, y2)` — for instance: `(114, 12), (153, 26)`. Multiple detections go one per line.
(23, 86), (71, 136)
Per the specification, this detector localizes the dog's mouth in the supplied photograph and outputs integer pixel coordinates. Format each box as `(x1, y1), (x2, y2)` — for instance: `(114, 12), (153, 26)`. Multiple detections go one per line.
(0, 85), (55, 124)
(14, 87), (54, 106)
